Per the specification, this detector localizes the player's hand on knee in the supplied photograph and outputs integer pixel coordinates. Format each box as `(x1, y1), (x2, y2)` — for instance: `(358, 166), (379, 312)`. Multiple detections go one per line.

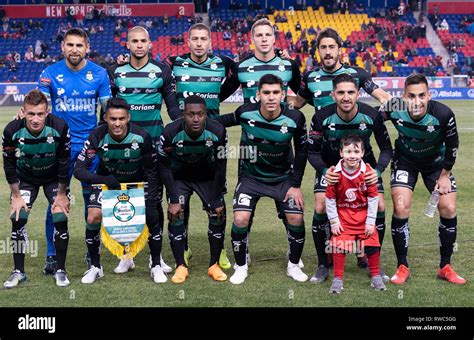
(10, 196), (29, 221)
(214, 206), (225, 222)
(435, 176), (451, 195)
(364, 168), (379, 186)
(325, 166), (340, 185)
(330, 219), (343, 235)
(365, 224), (375, 236)
(167, 203), (182, 224)
(284, 187), (304, 210)
(52, 193), (70, 215)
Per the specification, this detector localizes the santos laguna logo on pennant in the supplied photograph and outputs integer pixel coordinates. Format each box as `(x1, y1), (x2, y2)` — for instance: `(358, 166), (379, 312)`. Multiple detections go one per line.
(99, 182), (148, 260)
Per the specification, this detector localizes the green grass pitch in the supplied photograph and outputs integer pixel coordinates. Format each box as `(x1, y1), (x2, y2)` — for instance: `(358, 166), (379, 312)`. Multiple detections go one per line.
(0, 101), (472, 307)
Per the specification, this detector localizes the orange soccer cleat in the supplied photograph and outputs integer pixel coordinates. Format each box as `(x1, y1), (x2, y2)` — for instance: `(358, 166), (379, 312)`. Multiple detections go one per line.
(171, 265), (189, 284)
(390, 264), (410, 284)
(208, 263), (227, 282)
(437, 264), (466, 285)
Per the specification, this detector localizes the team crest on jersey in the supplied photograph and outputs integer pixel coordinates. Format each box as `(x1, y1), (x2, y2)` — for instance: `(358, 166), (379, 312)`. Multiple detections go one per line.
(205, 137), (213, 147)
(86, 71), (94, 81)
(247, 80), (255, 88)
(359, 119), (367, 131)
(427, 123), (435, 133)
(46, 134), (54, 144)
(181, 74), (190, 82)
(131, 139), (139, 150)
(278, 61), (286, 72)
(57, 88), (65, 96)
(210, 62), (218, 70)
(280, 123), (288, 134)
(148, 69), (156, 79)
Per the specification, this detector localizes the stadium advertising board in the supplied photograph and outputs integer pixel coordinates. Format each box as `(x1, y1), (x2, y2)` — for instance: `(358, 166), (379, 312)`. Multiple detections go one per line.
(4, 4), (194, 18)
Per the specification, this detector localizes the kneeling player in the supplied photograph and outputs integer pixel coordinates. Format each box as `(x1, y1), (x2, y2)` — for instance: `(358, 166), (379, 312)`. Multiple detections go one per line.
(74, 98), (167, 284)
(218, 74), (308, 284)
(158, 95), (228, 283)
(3, 90), (71, 288)
(326, 135), (386, 293)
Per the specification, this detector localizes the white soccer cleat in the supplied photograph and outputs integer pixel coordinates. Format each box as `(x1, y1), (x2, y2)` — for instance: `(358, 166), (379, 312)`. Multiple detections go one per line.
(149, 255), (173, 274)
(287, 249), (304, 268)
(287, 261), (308, 282)
(3, 270), (27, 289)
(114, 259), (135, 274)
(230, 264), (248, 285)
(81, 265), (104, 284)
(150, 265), (168, 283)
(54, 269), (70, 287)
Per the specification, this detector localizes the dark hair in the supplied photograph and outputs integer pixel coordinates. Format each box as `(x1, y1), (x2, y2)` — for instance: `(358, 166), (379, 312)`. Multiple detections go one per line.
(64, 27), (89, 44)
(340, 134), (364, 151)
(188, 23), (211, 38)
(24, 89), (48, 108)
(316, 28), (343, 49)
(184, 94), (206, 107)
(106, 97), (129, 112)
(258, 74), (284, 90)
(405, 73), (429, 88)
(332, 73), (358, 89)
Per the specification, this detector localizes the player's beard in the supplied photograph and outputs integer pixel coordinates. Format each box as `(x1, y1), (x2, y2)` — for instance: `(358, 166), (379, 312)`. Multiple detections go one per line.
(67, 54), (84, 68)
(323, 57), (337, 71)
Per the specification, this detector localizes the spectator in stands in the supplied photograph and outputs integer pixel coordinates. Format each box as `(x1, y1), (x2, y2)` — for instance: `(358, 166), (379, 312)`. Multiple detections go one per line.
(305, 54), (314, 72)
(285, 30), (292, 40)
(295, 21), (301, 31)
(339, 0), (349, 14)
(9, 59), (17, 72)
(308, 25), (316, 36)
(398, 0), (406, 16)
(25, 46), (34, 62)
(75, 11), (85, 27)
(354, 39), (365, 52)
(355, 2), (364, 13)
(177, 34), (184, 45)
(163, 14), (169, 29)
(349, 49), (357, 66)
(440, 19), (449, 31)
(0, 56), (5, 68)
(223, 29), (232, 41)
(468, 22), (474, 36)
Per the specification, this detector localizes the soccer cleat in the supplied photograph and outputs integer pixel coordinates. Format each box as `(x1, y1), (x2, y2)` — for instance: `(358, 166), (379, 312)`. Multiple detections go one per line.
(151, 265), (168, 283)
(437, 264), (466, 285)
(81, 265), (104, 284)
(329, 278), (344, 294)
(287, 261), (308, 282)
(357, 254), (368, 269)
(380, 267), (390, 283)
(370, 275), (387, 291)
(54, 269), (70, 287)
(218, 249), (232, 269)
(148, 255), (173, 273)
(171, 265), (189, 284)
(286, 249), (305, 268)
(43, 256), (57, 275)
(309, 265), (329, 284)
(4, 270), (27, 289)
(184, 248), (193, 267)
(208, 263), (227, 282)
(390, 264), (410, 284)
(230, 264), (248, 285)
(114, 259), (135, 274)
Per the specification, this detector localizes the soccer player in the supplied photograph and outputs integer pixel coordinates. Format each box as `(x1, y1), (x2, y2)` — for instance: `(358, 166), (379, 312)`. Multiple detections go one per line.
(217, 74), (308, 285)
(109, 26), (180, 274)
(37, 27), (111, 275)
(326, 135), (386, 294)
(74, 98), (167, 284)
(3, 90), (71, 288)
(158, 95), (228, 283)
(308, 73), (392, 283)
(222, 18), (302, 266)
(166, 23), (235, 268)
(382, 73), (466, 285)
(289, 28), (392, 274)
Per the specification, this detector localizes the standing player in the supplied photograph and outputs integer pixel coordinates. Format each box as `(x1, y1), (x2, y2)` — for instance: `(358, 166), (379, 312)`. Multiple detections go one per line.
(217, 74), (308, 285)
(383, 73), (465, 285)
(109, 26), (180, 274)
(308, 74), (392, 283)
(74, 98), (167, 284)
(326, 135), (386, 294)
(37, 27), (111, 275)
(290, 28), (392, 277)
(222, 18), (302, 265)
(166, 23), (235, 268)
(3, 90), (71, 288)
(158, 95), (228, 283)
